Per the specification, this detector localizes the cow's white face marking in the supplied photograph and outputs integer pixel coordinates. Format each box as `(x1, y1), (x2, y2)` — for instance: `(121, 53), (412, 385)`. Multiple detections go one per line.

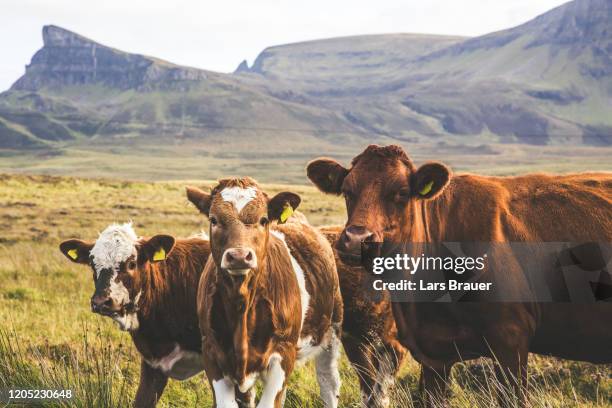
(113, 312), (139, 331)
(271, 229), (310, 330)
(90, 223), (138, 273)
(90, 222), (141, 331)
(259, 353), (285, 407)
(220, 186), (258, 213)
(212, 377), (238, 408)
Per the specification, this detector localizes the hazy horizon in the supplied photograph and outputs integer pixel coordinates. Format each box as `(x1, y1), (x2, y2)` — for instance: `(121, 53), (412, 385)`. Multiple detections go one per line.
(1, 0), (569, 91)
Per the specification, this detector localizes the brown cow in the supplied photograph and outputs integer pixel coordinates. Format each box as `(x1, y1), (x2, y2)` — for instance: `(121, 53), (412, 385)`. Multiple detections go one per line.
(59, 223), (252, 407)
(307, 144), (612, 406)
(319, 225), (407, 408)
(186, 178), (343, 408)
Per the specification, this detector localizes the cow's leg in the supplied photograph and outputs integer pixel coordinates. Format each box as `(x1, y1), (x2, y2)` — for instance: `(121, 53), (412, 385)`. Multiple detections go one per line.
(420, 362), (452, 408)
(315, 327), (342, 408)
(133, 359), (168, 408)
(367, 342), (401, 408)
(211, 376), (239, 408)
(258, 353), (292, 408)
(490, 339), (529, 408)
(204, 346), (238, 408)
(342, 335), (378, 406)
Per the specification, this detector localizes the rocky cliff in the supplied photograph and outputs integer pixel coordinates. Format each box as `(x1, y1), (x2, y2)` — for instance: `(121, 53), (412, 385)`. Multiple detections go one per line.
(11, 25), (208, 91)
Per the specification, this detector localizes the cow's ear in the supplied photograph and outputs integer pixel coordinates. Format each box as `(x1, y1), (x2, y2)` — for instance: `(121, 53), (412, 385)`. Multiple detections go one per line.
(306, 158), (348, 195)
(59, 239), (93, 264)
(412, 162), (451, 200)
(186, 186), (212, 216)
(268, 192), (301, 224)
(140, 235), (175, 263)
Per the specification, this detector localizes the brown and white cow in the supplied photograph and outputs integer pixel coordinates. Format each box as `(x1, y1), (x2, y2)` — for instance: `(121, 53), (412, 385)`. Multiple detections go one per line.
(308, 144), (612, 406)
(319, 225), (407, 408)
(59, 223), (241, 407)
(186, 178), (343, 408)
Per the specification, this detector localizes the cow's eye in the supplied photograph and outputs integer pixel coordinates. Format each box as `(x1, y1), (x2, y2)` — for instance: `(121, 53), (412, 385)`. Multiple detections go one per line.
(259, 216), (269, 226)
(127, 261), (137, 270)
(210, 216), (218, 226)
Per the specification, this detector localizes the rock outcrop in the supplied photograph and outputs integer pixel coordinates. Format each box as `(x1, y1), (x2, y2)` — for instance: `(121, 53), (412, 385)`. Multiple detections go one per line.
(11, 25), (208, 91)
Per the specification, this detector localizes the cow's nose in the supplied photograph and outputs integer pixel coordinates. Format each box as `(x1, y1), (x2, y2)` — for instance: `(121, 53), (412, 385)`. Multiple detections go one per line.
(221, 247), (257, 274)
(339, 225), (374, 254)
(91, 294), (118, 316)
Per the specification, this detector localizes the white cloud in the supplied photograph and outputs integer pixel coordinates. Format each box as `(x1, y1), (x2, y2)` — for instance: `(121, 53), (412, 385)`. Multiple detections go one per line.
(0, 0), (570, 91)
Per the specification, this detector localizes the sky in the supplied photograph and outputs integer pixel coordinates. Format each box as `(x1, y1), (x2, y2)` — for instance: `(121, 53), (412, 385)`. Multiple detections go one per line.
(0, 0), (569, 91)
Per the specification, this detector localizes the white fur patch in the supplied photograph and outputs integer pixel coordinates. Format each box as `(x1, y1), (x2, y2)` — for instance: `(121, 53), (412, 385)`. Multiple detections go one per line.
(238, 372), (258, 393)
(113, 311), (139, 331)
(270, 230), (310, 331)
(221, 186), (258, 213)
(90, 223), (140, 331)
(315, 328), (341, 408)
(258, 353), (285, 408)
(213, 377), (238, 408)
(145, 343), (203, 380)
(90, 222), (138, 274)
(108, 279), (130, 307)
(297, 335), (324, 363)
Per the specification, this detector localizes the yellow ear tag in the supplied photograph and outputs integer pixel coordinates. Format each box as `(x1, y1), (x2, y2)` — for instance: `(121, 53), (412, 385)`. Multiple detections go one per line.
(279, 204), (293, 224)
(153, 247), (166, 262)
(67, 249), (78, 260)
(419, 181), (434, 196)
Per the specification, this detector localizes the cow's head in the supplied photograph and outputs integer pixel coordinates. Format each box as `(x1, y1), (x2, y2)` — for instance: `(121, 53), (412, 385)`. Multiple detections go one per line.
(186, 178), (300, 277)
(307, 144), (450, 264)
(59, 223), (175, 331)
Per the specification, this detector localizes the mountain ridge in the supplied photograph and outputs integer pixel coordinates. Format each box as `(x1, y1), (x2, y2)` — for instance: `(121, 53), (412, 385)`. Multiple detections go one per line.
(11, 25), (209, 91)
(1, 0), (610, 152)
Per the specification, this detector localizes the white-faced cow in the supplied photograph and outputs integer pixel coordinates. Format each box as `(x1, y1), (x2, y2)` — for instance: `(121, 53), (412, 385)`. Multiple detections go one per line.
(307, 144), (612, 407)
(186, 178), (343, 408)
(59, 223), (253, 407)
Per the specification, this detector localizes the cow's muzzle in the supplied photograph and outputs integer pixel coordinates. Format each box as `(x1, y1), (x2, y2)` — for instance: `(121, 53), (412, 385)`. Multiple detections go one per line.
(221, 247), (257, 275)
(91, 294), (122, 317)
(336, 225), (380, 266)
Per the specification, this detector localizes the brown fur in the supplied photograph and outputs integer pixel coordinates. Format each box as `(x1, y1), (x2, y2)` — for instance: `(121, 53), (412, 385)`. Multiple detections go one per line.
(307, 144), (612, 407)
(188, 179), (343, 407)
(319, 225), (407, 407)
(129, 238), (210, 358)
(60, 236), (212, 407)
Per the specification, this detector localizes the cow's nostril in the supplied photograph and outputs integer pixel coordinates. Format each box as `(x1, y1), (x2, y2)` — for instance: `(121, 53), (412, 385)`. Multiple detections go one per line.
(103, 298), (113, 308)
(246, 252), (253, 261)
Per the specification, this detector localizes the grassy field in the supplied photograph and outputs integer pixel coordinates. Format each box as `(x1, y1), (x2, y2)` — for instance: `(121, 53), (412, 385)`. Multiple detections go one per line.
(0, 174), (610, 407)
(1, 142), (612, 184)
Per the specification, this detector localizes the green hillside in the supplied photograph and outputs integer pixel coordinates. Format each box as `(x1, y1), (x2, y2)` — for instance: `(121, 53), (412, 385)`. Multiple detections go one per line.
(0, 0), (610, 181)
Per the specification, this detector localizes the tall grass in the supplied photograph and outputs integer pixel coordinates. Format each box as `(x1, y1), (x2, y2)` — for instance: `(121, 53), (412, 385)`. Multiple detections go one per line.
(0, 174), (610, 407)
(0, 323), (132, 407)
(0, 309), (610, 408)
(361, 342), (611, 408)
